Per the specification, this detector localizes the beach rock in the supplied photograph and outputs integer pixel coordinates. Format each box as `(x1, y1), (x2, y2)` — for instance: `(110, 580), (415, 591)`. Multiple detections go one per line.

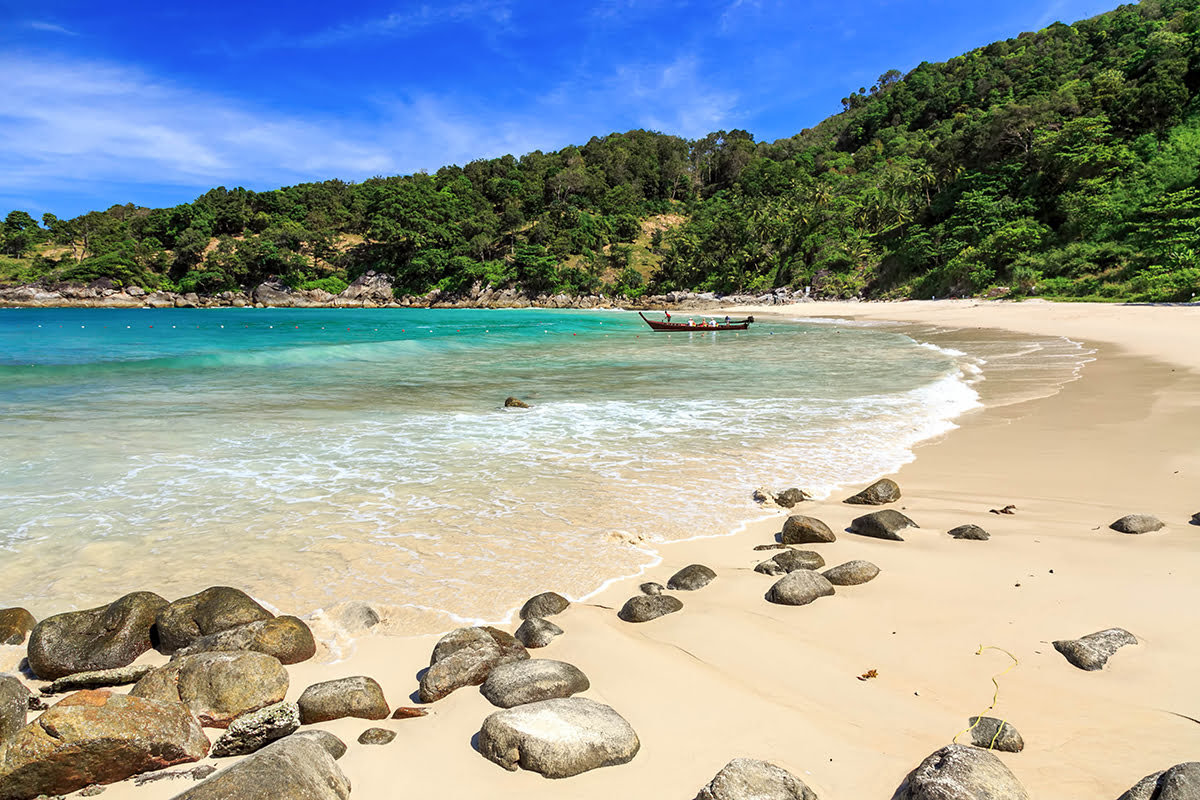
(968, 716), (1024, 752)
(289, 730), (347, 760)
(173, 616), (316, 665)
(155, 587), (273, 654)
(822, 560), (880, 586)
(0, 608), (35, 645)
(755, 550), (826, 576)
(519, 592), (570, 620)
(849, 509), (918, 541)
(695, 758), (818, 800)
(752, 488), (777, 506)
(780, 515), (836, 545)
(419, 626), (528, 703)
(845, 478), (901, 505)
(0, 690), (209, 799)
(1119, 762), (1200, 800)
(504, 396), (530, 408)
(477, 697), (640, 778)
(514, 617), (563, 649)
(392, 706), (428, 719)
(169, 734), (350, 800)
(668, 564), (717, 591)
(1110, 514), (1165, 534)
(210, 701), (300, 757)
(896, 743), (1029, 800)
(1053, 628), (1137, 671)
(326, 600), (380, 632)
(0, 675), (30, 744)
(27, 591), (168, 680)
(297, 676), (389, 724)
(949, 524), (990, 541)
(774, 488), (810, 508)
(617, 595), (683, 623)
(765, 571), (835, 606)
(753, 543), (791, 551)
(130, 651), (288, 728)
(640, 582), (666, 595)
(44, 664), (154, 695)
(481, 659), (590, 708)
(357, 727), (396, 745)
(1191, 512), (1199, 526)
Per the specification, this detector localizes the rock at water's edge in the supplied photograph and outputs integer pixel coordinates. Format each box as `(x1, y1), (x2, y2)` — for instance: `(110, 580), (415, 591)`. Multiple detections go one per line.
(155, 587), (273, 655)
(844, 478), (901, 505)
(519, 592), (570, 620)
(27, 592), (168, 680)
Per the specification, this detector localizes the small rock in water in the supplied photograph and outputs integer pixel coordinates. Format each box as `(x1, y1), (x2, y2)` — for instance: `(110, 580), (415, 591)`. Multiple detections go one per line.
(1053, 627), (1137, 671)
(695, 757), (818, 800)
(844, 478), (901, 505)
(896, 744), (1029, 800)
(357, 727), (396, 745)
(780, 515), (836, 544)
(519, 592), (570, 620)
(822, 560), (880, 586)
(618, 595), (683, 623)
(668, 564), (716, 591)
(640, 582), (666, 595)
(849, 509), (918, 541)
(0, 608), (35, 646)
(968, 716), (1024, 752)
(755, 550), (825, 576)
(478, 697), (640, 778)
(298, 676), (390, 723)
(503, 396), (530, 408)
(515, 617), (563, 648)
(1118, 761), (1200, 800)
(392, 706), (428, 719)
(774, 488), (810, 508)
(1110, 514), (1165, 534)
(948, 524), (990, 541)
(765, 571), (835, 606)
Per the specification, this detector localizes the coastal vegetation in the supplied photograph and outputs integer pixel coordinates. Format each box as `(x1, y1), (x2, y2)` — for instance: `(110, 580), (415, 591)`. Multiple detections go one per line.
(3, 0), (1199, 302)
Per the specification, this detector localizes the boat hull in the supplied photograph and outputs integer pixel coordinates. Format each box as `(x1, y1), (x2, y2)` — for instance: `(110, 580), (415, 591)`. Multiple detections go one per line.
(638, 312), (752, 332)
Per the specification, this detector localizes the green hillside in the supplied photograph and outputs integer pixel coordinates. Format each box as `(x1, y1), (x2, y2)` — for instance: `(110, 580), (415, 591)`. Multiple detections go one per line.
(4, 0), (1200, 302)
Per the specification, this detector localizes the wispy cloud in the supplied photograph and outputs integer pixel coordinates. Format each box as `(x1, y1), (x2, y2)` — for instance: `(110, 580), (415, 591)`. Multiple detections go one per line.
(286, 2), (513, 49)
(28, 21), (78, 36)
(604, 56), (738, 136)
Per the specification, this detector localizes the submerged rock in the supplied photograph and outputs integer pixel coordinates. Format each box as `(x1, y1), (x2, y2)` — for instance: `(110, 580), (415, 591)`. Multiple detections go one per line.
(895, 743), (1029, 800)
(668, 564), (717, 591)
(27, 592), (168, 680)
(617, 595), (683, 623)
(968, 716), (1024, 752)
(755, 550), (825, 576)
(481, 659), (590, 708)
(519, 592), (570, 620)
(849, 509), (919, 541)
(822, 560), (880, 586)
(1053, 628), (1137, 671)
(695, 758), (818, 800)
(478, 697), (640, 778)
(156, 587), (274, 654)
(298, 676), (389, 724)
(130, 651), (288, 728)
(780, 515), (836, 544)
(1110, 514), (1165, 534)
(419, 626), (528, 703)
(504, 396), (530, 408)
(765, 571), (835, 606)
(845, 478), (901, 505)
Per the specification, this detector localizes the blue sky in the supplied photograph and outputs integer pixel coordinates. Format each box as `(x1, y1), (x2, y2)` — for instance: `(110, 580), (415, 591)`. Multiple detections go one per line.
(3, 0), (1122, 219)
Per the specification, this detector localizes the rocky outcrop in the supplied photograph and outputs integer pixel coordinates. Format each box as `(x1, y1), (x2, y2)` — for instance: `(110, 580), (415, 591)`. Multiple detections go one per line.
(297, 676), (389, 724)
(755, 550), (826, 576)
(849, 509), (919, 541)
(130, 651), (288, 728)
(765, 571), (836, 606)
(668, 564), (717, 590)
(1053, 627), (1138, 671)
(1119, 762), (1200, 800)
(155, 587), (274, 654)
(27, 591), (168, 680)
(0, 609), (35, 645)
(171, 734), (350, 800)
(336, 271), (396, 306)
(695, 758), (818, 800)
(968, 716), (1024, 752)
(519, 592), (569, 620)
(478, 697), (640, 778)
(210, 701), (301, 757)
(895, 744), (1029, 800)
(481, 659), (590, 708)
(617, 595), (683, 622)
(780, 515), (836, 544)
(419, 626), (529, 703)
(822, 560), (880, 586)
(0, 676), (30, 745)
(845, 478), (901, 505)
(1110, 514), (1165, 534)
(949, 524), (990, 541)
(515, 617), (563, 649)
(173, 615), (316, 664)
(0, 690), (209, 800)
(44, 664), (155, 694)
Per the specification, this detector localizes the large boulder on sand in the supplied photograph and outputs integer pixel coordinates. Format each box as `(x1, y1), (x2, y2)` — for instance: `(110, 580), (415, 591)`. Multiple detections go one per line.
(895, 743), (1029, 800)
(173, 616), (316, 664)
(695, 758), (818, 800)
(780, 515), (836, 544)
(481, 659), (590, 708)
(0, 608), (35, 646)
(130, 651), (288, 728)
(156, 587), (274, 654)
(0, 690), (209, 799)
(298, 676), (389, 724)
(845, 478), (901, 505)
(849, 509), (919, 541)
(519, 592), (570, 620)
(1119, 762), (1200, 800)
(755, 550), (825, 576)
(477, 697), (640, 778)
(617, 595), (683, 623)
(1110, 514), (1165, 534)
(822, 560), (880, 586)
(27, 591), (168, 680)
(765, 571), (835, 606)
(0, 675), (30, 745)
(171, 733), (350, 800)
(419, 626), (528, 703)
(668, 564), (717, 590)
(514, 617), (563, 649)
(1053, 627), (1137, 671)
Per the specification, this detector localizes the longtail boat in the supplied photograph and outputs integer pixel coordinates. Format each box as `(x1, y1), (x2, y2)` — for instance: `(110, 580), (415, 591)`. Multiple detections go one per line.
(638, 312), (754, 331)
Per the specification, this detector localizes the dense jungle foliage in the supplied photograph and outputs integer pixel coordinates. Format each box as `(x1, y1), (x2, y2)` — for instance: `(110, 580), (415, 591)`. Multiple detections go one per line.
(4, 0), (1200, 301)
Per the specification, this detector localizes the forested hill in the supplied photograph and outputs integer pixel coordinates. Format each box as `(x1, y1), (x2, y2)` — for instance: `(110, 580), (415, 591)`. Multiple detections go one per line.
(3, 0), (1200, 303)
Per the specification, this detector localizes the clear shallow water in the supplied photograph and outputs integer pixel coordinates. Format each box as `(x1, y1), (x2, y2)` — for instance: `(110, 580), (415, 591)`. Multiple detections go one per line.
(0, 307), (987, 633)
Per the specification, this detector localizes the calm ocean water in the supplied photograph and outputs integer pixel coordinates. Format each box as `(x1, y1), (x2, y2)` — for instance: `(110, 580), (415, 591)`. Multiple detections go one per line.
(0, 307), (993, 635)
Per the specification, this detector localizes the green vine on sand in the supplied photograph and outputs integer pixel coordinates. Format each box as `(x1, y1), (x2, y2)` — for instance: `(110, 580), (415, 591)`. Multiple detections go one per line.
(953, 645), (1019, 750)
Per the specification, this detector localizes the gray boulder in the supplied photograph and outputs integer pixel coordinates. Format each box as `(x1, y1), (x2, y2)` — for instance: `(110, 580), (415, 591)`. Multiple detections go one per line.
(695, 758), (818, 800)
(0, 690), (209, 799)
(357, 727), (396, 745)
(173, 616), (316, 665)
(1119, 762), (1200, 800)
(298, 676), (389, 724)
(0, 608), (35, 645)
(755, 550), (825, 576)
(845, 478), (901, 505)
(1053, 628), (1137, 671)
(822, 560), (880, 586)
(1110, 515), (1165, 534)
(289, 730), (347, 760)
(519, 592), (570, 620)
(27, 591), (168, 680)
(514, 617), (563, 649)
(774, 488), (810, 508)
(0, 675), (30, 745)
(170, 734), (350, 800)
(44, 664), (154, 694)
(130, 651), (289, 728)
(896, 743), (1029, 800)
(780, 515), (836, 545)
(210, 701), (300, 757)
(668, 564), (717, 591)
(617, 595), (683, 623)
(949, 525), (990, 541)
(156, 587), (273, 654)
(968, 716), (1024, 752)
(640, 582), (666, 595)
(849, 509), (919, 541)
(481, 659), (590, 708)
(765, 571), (836, 606)
(419, 626), (528, 703)
(478, 697), (640, 778)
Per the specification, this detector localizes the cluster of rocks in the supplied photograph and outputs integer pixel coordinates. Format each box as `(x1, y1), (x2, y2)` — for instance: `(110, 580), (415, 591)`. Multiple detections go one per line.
(615, 564), (716, 623)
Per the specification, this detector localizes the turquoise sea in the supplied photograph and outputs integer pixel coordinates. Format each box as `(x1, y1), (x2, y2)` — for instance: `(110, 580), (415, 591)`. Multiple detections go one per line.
(0, 307), (993, 635)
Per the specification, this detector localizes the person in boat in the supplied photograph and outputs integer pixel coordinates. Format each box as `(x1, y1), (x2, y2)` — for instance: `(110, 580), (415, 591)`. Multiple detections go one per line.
(687, 318), (695, 327)
(724, 315), (731, 325)
(664, 311), (671, 322)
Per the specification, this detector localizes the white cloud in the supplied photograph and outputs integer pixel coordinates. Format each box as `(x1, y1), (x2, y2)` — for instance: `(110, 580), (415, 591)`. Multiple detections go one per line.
(290, 1), (513, 48)
(27, 21), (78, 36)
(604, 56), (738, 137)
